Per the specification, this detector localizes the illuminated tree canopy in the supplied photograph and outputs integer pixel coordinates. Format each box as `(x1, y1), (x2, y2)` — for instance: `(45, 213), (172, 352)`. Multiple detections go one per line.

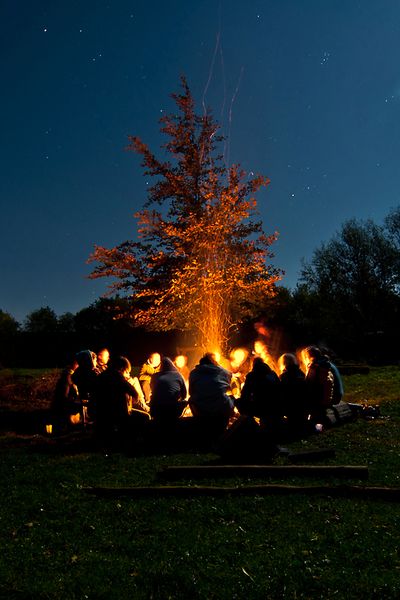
(89, 77), (282, 352)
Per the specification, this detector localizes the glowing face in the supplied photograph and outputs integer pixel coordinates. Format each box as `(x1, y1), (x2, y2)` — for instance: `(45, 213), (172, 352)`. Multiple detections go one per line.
(230, 348), (248, 369)
(98, 349), (110, 365)
(175, 355), (187, 369)
(254, 340), (266, 357)
(213, 351), (221, 364)
(149, 353), (161, 368)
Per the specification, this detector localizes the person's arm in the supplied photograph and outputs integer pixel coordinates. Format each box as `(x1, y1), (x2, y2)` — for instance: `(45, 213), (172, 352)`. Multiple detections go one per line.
(127, 376), (149, 412)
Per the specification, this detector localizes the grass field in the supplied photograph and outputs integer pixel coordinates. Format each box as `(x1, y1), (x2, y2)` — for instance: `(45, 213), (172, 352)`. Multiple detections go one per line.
(0, 367), (399, 599)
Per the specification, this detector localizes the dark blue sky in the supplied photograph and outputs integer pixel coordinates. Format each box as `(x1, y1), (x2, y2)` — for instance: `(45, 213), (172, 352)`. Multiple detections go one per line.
(2, 1), (400, 322)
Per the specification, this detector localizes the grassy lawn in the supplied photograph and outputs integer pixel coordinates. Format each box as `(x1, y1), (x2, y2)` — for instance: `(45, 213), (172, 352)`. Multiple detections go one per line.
(1, 367), (400, 599)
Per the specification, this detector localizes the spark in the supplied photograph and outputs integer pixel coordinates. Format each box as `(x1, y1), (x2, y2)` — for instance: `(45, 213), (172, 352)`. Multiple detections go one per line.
(202, 31), (220, 115)
(225, 65), (244, 166)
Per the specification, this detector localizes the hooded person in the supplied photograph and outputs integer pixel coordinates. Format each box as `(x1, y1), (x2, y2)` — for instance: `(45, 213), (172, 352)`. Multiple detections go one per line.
(237, 357), (281, 425)
(150, 356), (187, 423)
(188, 353), (233, 434)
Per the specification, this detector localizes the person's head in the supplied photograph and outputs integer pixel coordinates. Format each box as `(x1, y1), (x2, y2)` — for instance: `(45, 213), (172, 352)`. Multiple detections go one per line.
(160, 356), (178, 372)
(230, 347), (248, 371)
(281, 353), (298, 369)
(148, 352), (161, 368)
(97, 348), (110, 366)
(76, 350), (97, 370)
(252, 356), (271, 373)
(111, 356), (131, 377)
(304, 346), (322, 362)
(199, 352), (218, 366)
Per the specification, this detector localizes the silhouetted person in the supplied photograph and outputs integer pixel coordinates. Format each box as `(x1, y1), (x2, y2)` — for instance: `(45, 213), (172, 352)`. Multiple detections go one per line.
(93, 356), (150, 450)
(278, 353), (308, 436)
(51, 358), (81, 431)
(150, 357), (187, 424)
(72, 350), (99, 423)
(303, 346), (335, 421)
(189, 353), (233, 437)
(237, 357), (281, 431)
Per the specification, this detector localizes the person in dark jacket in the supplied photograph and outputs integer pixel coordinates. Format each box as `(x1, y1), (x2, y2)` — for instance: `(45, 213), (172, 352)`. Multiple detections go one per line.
(150, 357), (187, 423)
(237, 357), (281, 429)
(72, 349), (99, 423)
(93, 356), (150, 448)
(278, 353), (308, 435)
(189, 353), (233, 436)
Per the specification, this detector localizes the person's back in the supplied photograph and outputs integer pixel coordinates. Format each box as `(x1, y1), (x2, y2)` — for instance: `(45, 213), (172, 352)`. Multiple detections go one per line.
(189, 355), (233, 417)
(279, 354), (308, 432)
(150, 357), (187, 422)
(52, 363), (79, 412)
(94, 356), (150, 449)
(239, 357), (281, 421)
(72, 350), (98, 399)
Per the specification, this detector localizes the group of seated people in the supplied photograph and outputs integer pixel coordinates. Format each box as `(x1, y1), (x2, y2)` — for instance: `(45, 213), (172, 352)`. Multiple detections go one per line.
(51, 342), (345, 450)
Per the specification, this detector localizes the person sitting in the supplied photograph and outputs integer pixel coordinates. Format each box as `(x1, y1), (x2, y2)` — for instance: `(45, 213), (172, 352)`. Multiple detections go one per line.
(188, 353), (234, 437)
(237, 357), (282, 434)
(93, 356), (150, 450)
(138, 352), (161, 403)
(51, 358), (81, 432)
(72, 350), (99, 423)
(278, 353), (308, 436)
(303, 346), (335, 422)
(150, 357), (187, 424)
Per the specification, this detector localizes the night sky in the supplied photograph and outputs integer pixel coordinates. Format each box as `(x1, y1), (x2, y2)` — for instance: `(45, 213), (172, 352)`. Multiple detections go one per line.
(2, 1), (400, 323)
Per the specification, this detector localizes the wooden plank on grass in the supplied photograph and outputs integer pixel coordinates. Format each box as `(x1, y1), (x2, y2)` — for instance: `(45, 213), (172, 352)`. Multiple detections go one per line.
(160, 465), (368, 480)
(84, 484), (400, 501)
